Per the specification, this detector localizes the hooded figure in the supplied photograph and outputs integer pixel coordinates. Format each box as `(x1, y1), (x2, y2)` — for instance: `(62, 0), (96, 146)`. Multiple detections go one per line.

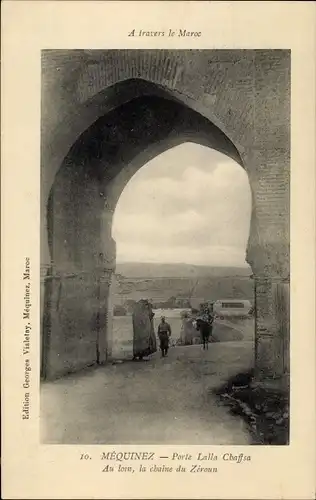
(132, 299), (157, 360)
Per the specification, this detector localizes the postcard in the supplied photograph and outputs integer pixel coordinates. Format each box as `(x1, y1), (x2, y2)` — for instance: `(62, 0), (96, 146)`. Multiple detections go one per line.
(1, 1), (315, 498)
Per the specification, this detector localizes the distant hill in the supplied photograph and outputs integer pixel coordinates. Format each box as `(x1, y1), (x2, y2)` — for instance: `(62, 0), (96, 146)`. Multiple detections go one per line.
(115, 262), (252, 279)
(112, 263), (254, 307)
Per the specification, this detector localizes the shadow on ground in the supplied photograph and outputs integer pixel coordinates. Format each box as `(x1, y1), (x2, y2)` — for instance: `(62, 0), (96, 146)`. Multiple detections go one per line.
(213, 370), (289, 445)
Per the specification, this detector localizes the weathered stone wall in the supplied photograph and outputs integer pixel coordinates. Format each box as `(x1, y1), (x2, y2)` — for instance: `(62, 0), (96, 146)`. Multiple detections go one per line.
(42, 157), (114, 378)
(41, 50), (290, 381)
(42, 91), (244, 378)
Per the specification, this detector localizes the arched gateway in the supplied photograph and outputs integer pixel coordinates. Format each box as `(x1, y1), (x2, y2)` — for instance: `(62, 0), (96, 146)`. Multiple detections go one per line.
(41, 50), (290, 384)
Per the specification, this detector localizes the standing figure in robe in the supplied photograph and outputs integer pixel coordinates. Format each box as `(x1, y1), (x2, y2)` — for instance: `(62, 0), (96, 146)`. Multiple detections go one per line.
(132, 299), (157, 360)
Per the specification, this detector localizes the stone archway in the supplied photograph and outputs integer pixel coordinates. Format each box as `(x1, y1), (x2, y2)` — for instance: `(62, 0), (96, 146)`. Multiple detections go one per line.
(42, 88), (250, 378)
(41, 50), (290, 384)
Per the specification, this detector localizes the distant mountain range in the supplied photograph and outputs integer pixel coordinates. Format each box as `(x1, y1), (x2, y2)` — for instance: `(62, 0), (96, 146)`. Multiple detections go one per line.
(115, 262), (252, 279)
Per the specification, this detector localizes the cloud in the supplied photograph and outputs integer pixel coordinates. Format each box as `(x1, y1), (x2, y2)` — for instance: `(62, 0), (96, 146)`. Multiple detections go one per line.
(112, 143), (251, 266)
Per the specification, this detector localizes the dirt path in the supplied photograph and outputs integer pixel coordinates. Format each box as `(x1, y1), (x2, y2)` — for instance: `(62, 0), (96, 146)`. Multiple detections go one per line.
(41, 342), (254, 445)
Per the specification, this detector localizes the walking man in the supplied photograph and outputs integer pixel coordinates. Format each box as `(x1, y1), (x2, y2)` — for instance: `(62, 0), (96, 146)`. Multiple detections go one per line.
(158, 316), (172, 357)
(196, 302), (215, 350)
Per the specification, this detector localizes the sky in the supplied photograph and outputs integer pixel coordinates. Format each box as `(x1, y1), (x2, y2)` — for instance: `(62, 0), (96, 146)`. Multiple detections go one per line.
(112, 143), (252, 267)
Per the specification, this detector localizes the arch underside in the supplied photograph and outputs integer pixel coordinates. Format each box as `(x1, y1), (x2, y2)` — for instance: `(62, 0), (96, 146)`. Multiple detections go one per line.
(48, 91), (245, 270)
(41, 70), (290, 383)
(43, 88), (251, 379)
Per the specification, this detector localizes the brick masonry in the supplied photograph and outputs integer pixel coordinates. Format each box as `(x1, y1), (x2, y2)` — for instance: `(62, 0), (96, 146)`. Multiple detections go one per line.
(41, 50), (290, 381)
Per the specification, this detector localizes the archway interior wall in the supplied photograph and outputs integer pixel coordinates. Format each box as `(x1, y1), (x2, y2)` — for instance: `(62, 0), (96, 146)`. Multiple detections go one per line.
(43, 94), (250, 379)
(44, 92), (244, 269)
(44, 161), (107, 377)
